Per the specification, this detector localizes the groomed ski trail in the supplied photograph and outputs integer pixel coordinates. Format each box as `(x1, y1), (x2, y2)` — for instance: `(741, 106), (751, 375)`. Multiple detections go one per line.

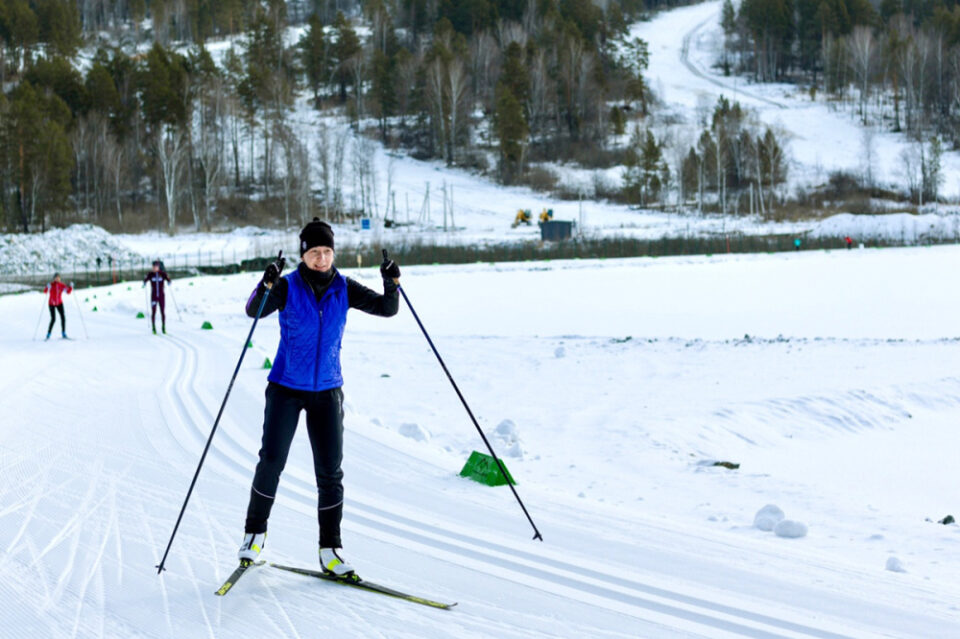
(155, 324), (950, 639)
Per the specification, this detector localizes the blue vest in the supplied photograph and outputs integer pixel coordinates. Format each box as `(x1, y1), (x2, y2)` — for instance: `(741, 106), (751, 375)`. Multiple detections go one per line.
(268, 269), (348, 392)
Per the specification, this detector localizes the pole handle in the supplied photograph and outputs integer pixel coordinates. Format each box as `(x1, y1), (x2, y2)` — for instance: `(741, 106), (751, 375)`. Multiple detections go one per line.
(382, 249), (400, 285)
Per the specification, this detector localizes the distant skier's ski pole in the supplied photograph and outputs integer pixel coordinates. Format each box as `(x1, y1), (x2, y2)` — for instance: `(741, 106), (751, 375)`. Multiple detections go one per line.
(384, 249), (543, 541)
(156, 251), (284, 574)
(31, 294), (46, 341)
(72, 285), (89, 339)
(168, 285), (183, 322)
(144, 287), (152, 332)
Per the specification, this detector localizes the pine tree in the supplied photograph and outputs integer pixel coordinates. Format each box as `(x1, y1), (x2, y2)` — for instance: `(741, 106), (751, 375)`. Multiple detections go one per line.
(331, 11), (361, 102)
(7, 81), (73, 231)
(494, 84), (527, 184)
(299, 14), (328, 104)
(500, 41), (529, 107)
(623, 128), (666, 205)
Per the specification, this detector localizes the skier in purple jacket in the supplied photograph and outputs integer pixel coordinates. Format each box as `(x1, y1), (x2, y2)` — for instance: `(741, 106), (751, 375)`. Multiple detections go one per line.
(143, 261), (171, 334)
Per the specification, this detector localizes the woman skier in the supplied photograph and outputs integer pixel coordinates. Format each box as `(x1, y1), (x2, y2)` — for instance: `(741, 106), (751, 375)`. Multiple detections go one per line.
(43, 273), (73, 340)
(143, 260), (172, 334)
(238, 218), (401, 577)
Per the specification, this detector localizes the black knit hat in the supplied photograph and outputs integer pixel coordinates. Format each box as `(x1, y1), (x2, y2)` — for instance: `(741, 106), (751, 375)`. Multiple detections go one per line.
(300, 218), (334, 255)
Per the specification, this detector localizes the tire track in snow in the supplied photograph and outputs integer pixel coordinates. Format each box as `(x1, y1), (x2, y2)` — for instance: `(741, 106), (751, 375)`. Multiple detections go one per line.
(163, 334), (862, 639)
(679, 13), (786, 110)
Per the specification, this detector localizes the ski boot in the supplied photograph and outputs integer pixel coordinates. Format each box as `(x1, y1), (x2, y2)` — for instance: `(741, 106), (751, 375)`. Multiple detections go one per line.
(45, 332), (51, 340)
(152, 326), (157, 335)
(238, 532), (266, 565)
(162, 324), (166, 335)
(61, 331), (68, 339)
(319, 547), (354, 578)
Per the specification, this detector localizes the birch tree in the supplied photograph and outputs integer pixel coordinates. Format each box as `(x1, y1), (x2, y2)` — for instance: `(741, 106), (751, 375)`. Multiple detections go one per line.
(155, 125), (188, 230)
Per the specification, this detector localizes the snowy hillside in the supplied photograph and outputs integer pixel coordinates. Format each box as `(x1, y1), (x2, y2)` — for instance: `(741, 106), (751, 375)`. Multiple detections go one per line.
(1, 246), (958, 637)
(635, 0), (960, 197)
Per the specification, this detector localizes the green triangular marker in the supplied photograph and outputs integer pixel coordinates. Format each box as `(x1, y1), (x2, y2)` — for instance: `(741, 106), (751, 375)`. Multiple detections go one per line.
(246, 340), (253, 348)
(92, 306), (98, 312)
(262, 357), (272, 369)
(459, 451), (515, 487)
(201, 321), (213, 330)
(136, 311), (145, 318)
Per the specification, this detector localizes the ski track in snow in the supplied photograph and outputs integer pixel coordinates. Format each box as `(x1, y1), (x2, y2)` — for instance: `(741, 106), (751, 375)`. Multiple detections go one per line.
(153, 320), (930, 638)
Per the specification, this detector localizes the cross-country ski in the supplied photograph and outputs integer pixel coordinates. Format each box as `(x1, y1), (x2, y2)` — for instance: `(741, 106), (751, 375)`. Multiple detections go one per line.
(214, 561), (265, 597)
(269, 563), (456, 610)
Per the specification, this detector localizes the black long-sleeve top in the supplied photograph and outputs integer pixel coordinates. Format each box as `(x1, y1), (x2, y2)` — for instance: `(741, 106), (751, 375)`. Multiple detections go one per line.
(246, 262), (398, 318)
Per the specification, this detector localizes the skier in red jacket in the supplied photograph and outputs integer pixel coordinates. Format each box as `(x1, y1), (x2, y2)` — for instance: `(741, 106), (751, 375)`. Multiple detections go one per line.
(143, 260), (171, 334)
(43, 273), (73, 340)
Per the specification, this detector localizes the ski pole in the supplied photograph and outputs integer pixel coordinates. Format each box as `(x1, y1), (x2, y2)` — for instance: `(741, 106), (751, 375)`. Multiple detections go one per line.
(32, 293), (47, 341)
(144, 286), (153, 332)
(385, 249), (543, 541)
(168, 284), (183, 322)
(156, 251), (284, 574)
(71, 285), (89, 340)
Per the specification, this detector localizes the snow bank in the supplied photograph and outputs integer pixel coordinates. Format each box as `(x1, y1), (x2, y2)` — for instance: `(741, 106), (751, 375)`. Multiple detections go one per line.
(810, 213), (960, 242)
(117, 226), (294, 263)
(0, 224), (143, 276)
(0, 283), (31, 294)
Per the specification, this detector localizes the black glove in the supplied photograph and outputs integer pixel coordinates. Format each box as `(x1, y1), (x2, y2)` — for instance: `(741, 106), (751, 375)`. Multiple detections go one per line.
(262, 252), (286, 287)
(380, 257), (400, 280)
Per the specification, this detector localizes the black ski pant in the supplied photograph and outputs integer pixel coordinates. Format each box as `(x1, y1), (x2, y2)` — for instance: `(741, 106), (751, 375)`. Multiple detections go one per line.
(151, 295), (166, 330)
(245, 382), (345, 548)
(47, 304), (65, 334)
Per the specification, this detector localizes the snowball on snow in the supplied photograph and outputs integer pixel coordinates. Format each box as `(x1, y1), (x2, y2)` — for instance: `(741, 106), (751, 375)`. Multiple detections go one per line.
(495, 419), (519, 439)
(494, 420), (525, 459)
(886, 557), (907, 573)
(774, 520), (808, 538)
(754, 504), (786, 531)
(504, 442), (524, 458)
(398, 423), (430, 442)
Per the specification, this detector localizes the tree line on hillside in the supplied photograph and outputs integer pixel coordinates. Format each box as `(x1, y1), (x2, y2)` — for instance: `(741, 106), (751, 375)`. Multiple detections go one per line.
(723, 0), (960, 203)
(3, 0), (702, 233)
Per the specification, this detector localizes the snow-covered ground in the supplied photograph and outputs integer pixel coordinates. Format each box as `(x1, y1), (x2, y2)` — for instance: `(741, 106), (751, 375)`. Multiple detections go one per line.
(1, 244), (959, 637)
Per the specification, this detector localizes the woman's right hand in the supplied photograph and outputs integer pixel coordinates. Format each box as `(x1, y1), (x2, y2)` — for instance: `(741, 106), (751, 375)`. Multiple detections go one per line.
(262, 252), (286, 289)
